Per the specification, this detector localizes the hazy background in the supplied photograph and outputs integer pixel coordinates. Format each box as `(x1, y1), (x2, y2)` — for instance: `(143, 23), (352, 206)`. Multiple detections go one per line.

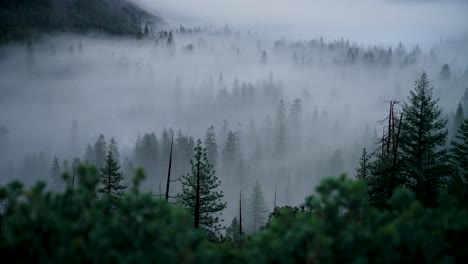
(135, 0), (468, 49)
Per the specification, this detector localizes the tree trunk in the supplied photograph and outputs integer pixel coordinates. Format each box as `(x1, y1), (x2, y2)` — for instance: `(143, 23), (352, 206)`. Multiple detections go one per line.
(165, 133), (174, 202)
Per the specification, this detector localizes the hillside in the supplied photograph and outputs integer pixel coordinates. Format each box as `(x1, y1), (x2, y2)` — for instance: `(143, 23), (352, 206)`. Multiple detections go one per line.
(0, 0), (167, 43)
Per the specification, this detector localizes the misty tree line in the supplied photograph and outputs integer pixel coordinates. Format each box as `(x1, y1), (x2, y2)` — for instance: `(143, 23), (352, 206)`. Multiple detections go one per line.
(2, 69), (468, 261)
(2, 70), (468, 242)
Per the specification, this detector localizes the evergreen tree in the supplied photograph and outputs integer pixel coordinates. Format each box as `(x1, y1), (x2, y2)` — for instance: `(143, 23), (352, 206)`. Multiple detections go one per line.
(94, 134), (107, 169)
(355, 148), (370, 181)
(275, 99), (287, 154)
(135, 132), (159, 175)
(365, 153), (394, 208)
(400, 71), (449, 206)
(98, 151), (126, 199)
(108, 137), (120, 163)
(247, 180), (268, 234)
(289, 98), (303, 126)
(84, 144), (95, 165)
(222, 131), (242, 171)
(204, 126), (218, 167)
(449, 119), (468, 204)
(178, 140), (226, 239)
(225, 217), (240, 242)
(440, 64), (451, 80)
(289, 98), (303, 148)
(452, 102), (464, 142)
(50, 156), (60, 187)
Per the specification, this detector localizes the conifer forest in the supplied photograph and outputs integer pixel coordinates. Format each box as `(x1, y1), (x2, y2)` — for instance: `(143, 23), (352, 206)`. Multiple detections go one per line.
(1, 0), (468, 263)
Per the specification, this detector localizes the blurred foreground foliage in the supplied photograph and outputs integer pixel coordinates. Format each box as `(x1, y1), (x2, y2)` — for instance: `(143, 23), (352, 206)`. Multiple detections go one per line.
(1, 168), (467, 263)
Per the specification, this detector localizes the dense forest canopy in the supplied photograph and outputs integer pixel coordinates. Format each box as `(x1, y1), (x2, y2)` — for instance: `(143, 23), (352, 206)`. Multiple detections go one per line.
(0, 0), (468, 262)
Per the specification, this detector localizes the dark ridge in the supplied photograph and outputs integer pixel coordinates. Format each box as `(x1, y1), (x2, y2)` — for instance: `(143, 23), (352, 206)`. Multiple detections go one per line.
(0, 0), (167, 43)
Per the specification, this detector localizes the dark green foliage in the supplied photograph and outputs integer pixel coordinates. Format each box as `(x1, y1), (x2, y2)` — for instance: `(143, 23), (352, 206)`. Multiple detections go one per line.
(1, 172), (468, 262)
(250, 175), (468, 263)
(98, 151), (126, 200)
(449, 119), (468, 204)
(399, 71), (449, 206)
(178, 139), (226, 239)
(452, 102), (464, 142)
(355, 148), (369, 180)
(225, 217), (240, 242)
(364, 154), (395, 208)
(0, 166), (207, 263)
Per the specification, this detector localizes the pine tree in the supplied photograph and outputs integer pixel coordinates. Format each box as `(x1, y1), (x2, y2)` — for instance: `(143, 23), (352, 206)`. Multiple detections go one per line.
(94, 134), (107, 169)
(178, 140), (226, 239)
(400, 71), (449, 206)
(50, 156), (61, 187)
(84, 144), (95, 165)
(275, 99), (287, 154)
(355, 148), (370, 181)
(289, 98), (303, 126)
(98, 151), (127, 199)
(452, 102), (464, 142)
(225, 217), (240, 242)
(449, 119), (468, 204)
(204, 126), (218, 167)
(222, 131), (242, 171)
(135, 132), (159, 175)
(247, 180), (268, 234)
(440, 64), (451, 80)
(108, 137), (120, 163)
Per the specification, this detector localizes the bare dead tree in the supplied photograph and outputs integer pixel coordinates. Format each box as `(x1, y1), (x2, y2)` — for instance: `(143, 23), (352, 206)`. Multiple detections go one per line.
(165, 132), (174, 201)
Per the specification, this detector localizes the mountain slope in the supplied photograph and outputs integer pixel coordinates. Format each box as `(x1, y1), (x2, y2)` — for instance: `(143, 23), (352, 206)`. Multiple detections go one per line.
(0, 0), (167, 42)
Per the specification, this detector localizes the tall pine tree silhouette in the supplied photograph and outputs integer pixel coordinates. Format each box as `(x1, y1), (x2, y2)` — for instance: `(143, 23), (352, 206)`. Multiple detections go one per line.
(400, 71), (448, 206)
(178, 139), (226, 240)
(98, 151), (126, 200)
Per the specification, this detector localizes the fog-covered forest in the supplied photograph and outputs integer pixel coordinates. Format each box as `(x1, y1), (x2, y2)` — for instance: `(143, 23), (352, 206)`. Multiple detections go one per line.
(1, 0), (468, 262)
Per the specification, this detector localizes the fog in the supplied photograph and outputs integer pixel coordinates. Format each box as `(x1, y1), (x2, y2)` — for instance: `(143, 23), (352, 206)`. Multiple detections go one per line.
(136, 0), (468, 48)
(1, 0), (468, 226)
